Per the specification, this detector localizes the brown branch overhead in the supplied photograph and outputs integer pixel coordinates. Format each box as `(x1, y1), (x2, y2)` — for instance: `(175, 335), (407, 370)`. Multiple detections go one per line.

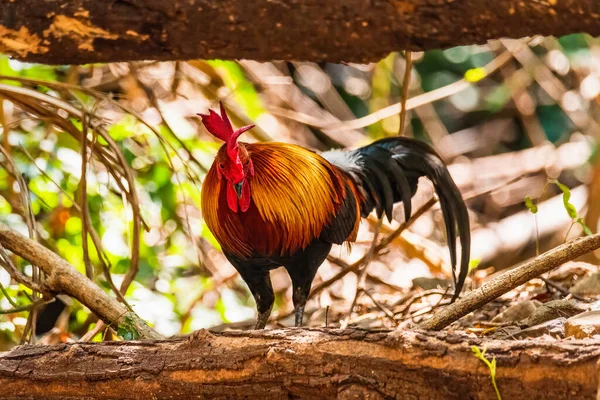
(1, 329), (599, 399)
(1, 1), (600, 64)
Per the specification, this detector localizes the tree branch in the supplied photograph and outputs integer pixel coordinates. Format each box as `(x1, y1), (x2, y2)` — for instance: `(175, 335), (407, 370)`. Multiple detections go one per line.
(1, 0), (600, 64)
(419, 233), (600, 331)
(0, 328), (598, 399)
(0, 223), (162, 340)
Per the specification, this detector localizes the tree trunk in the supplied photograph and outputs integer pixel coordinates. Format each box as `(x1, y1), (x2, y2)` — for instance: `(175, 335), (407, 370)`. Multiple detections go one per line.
(1, 0), (600, 64)
(1, 328), (599, 399)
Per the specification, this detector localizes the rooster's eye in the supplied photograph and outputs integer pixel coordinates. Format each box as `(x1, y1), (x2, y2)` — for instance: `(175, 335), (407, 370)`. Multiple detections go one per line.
(219, 163), (224, 169)
(244, 160), (250, 166)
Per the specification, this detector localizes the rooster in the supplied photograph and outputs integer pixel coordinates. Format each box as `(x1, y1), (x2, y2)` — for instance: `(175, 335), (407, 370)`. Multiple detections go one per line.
(200, 103), (470, 328)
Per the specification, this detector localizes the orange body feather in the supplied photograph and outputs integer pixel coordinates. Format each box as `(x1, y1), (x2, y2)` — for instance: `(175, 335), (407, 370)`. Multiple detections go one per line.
(202, 142), (360, 259)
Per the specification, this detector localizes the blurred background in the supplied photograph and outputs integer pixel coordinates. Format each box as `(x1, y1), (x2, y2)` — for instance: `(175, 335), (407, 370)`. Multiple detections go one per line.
(0, 34), (599, 347)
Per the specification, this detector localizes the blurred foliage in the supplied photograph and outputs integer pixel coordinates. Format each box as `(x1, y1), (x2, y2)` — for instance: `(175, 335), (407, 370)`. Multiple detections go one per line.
(0, 33), (598, 346)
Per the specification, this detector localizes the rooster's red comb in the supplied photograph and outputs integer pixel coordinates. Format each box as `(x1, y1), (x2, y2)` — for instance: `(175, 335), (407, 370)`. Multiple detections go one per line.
(197, 102), (255, 146)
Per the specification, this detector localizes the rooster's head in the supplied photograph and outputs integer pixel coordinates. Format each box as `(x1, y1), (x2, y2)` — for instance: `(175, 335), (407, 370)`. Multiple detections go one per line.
(198, 102), (255, 212)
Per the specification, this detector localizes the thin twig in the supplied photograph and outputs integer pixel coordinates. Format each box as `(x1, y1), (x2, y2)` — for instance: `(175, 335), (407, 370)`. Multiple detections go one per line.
(539, 277), (585, 301)
(362, 289), (398, 327)
(129, 68), (207, 279)
(342, 218), (383, 326)
(79, 320), (106, 342)
(398, 51), (412, 136)
(0, 298), (54, 315)
(0, 74), (206, 179)
(394, 289), (451, 316)
(0, 244), (51, 297)
(0, 281), (18, 308)
(80, 104), (94, 280)
(130, 64), (207, 173)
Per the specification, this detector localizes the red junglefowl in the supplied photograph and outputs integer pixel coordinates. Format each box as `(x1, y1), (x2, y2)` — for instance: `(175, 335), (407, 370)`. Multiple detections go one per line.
(199, 103), (470, 329)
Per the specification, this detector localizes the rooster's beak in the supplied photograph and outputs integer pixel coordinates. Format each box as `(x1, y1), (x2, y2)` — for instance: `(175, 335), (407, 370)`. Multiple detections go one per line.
(233, 181), (244, 199)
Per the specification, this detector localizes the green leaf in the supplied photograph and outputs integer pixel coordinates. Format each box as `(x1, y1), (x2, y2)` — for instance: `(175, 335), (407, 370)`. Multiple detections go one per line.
(554, 181), (578, 219)
(472, 345), (502, 400)
(554, 180), (570, 197)
(0, 56), (20, 86)
(117, 316), (140, 340)
(524, 196), (538, 214)
(108, 114), (137, 141)
(465, 67), (487, 83)
(468, 259), (481, 272)
(117, 326), (132, 340)
(577, 218), (593, 236)
(564, 203), (578, 219)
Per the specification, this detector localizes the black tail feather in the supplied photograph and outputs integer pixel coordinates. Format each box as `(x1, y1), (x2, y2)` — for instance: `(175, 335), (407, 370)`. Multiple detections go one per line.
(322, 137), (471, 301)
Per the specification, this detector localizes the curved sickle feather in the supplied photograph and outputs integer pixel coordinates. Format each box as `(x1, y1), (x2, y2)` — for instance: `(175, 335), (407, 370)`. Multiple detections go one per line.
(391, 140), (470, 301)
(322, 137), (471, 301)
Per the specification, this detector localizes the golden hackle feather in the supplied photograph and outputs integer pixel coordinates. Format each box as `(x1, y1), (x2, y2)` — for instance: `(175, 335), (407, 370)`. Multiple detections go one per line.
(201, 142), (361, 259)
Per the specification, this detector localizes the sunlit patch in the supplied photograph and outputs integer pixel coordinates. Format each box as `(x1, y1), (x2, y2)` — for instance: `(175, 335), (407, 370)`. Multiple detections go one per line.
(129, 285), (181, 337)
(580, 74), (600, 100)
(0, 268), (10, 287)
(12, 317), (27, 326)
(546, 49), (570, 76)
(189, 306), (222, 331)
(56, 148), (82, 178)
(444, 46), (470, 64)
(0, 322), (15, 332)
(344, 77), (371, 99)
(561, 90), (585, 112)
(220, 288), (255, 323)
(450, 84), (480, 112)
(295, 64), (331, 94)
(155, 279), (170, 293)
(101, 228), (130, 257)
(143, 228), (161, 247)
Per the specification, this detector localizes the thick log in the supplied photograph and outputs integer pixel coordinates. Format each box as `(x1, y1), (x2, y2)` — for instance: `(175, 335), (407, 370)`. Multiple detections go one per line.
(0, 328), (599, 399)
(1, 0), (600, 64)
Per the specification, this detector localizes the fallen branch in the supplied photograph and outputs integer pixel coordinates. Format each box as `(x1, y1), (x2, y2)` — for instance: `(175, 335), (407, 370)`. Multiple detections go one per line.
(419, 233), (600, 331)
(2, 1), (600, 64)
(0, 328), (598, 399)
(0, 223), (162, 340)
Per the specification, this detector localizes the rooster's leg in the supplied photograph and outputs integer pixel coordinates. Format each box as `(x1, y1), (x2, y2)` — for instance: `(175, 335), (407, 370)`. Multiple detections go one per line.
(245, 272), (274, 329)
(226, 256), (275, 329)
(285, 240), (332, 327)
(255, 309), (271, 330)
(243, 272), (274, 329)
(292, 287), (307, 327)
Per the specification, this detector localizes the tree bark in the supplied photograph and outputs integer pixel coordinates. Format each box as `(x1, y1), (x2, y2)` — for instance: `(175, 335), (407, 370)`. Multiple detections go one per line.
(0, 328), (599, 399)
(1, 0), (600, 64)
